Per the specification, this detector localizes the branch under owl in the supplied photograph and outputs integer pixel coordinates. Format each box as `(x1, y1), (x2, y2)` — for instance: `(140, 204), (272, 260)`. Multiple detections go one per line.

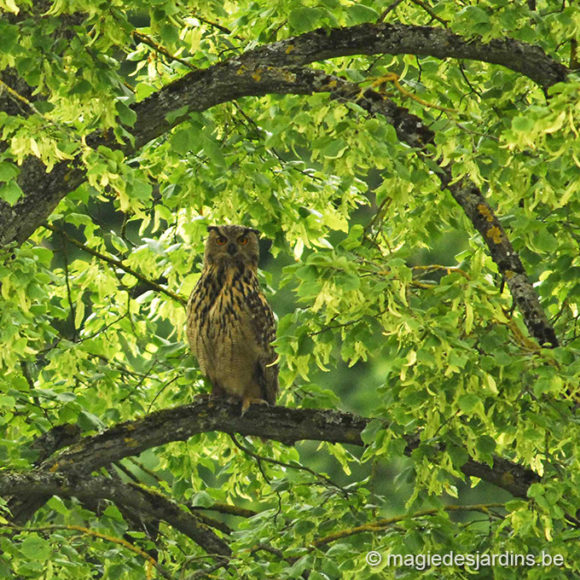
(3, 399), (562, 567)
(3, 400), (538, 513)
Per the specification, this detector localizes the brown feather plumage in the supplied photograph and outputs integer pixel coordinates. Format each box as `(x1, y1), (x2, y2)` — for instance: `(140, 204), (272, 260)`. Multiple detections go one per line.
(186, 225), (278, 412)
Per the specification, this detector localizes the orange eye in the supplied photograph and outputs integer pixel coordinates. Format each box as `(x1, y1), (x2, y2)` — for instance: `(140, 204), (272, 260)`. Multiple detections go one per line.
(238, 236), (248, 245)
(216, 236), (227, 245)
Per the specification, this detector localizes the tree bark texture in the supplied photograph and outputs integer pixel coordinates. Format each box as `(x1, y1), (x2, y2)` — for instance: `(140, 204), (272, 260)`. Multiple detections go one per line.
(2, 400), (539, 516)
(0, 22), (567, 247)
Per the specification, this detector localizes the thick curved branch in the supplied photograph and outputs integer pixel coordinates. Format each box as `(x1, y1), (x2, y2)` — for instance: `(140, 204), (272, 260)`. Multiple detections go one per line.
(2, 471), (231, 557)
(0, 26), (559, 345)
(39, 400), (537, 499)
(0, 22), (567, 248)
(0, 65), (319, 247)
(246, 22), (567, 89)
(319, 76), (558, 346)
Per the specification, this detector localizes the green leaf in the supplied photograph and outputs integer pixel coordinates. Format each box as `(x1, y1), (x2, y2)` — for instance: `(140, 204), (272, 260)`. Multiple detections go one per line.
(191, 491), (214, 507)
(288, 7), (326, 34)
(160, 23), (179, 45)
(166, 105), (190, 124)
(512, 116), (535, 132)
(0, 23), (18, 51)
(129, 177), (153, 201)
(0, 162), (18, 182)
(19, 535), (51, 561)
(457, 394), (480, 414)
(361, 419), (384, 445)
(171, 128), (196, 154)
(0, 181), (23, 205)
(347, 5), (379, 25)
(321, 139), (347, 159)
(476, 435), (496, 455)
(447, 444), (469, 468)
(116, 100), (137, 127)
(202, 135), (226, 167)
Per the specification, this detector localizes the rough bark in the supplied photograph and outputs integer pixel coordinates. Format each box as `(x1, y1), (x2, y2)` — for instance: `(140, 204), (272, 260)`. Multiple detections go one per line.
(441, 172), (559, 346)
(25, 399), (538, 498)
(0, 22), (567, 248)
(3, 471), (230, 556)
(245, 22), (568, 89)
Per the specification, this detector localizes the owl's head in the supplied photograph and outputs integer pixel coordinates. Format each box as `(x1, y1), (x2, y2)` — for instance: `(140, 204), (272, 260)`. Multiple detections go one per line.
(204, 225), (260, 269)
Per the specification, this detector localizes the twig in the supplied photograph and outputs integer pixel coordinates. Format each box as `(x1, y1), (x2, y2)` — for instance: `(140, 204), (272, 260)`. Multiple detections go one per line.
(44, 223), (187, 306)
(190, 502), (257, 518)
(410, 0), (449, 26)
(0, 78), (43, 116)
(311, 503), (506, 548)
(366, 72), (457, 113)
(412, 264), (470, 280)
(377, 0), (406, 22)
(132, 30), (199, 71)
(229, 434), (351, 498)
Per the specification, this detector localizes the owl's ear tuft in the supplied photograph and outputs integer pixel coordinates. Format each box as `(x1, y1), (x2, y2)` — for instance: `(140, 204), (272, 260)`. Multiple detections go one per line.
(247, 227), (260, 237)
(207, 226), (219, 233)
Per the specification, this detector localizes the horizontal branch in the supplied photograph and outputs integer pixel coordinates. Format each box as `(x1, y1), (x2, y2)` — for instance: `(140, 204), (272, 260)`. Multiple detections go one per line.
(245, 22), (568, 89)
(39, 399), (537, 500)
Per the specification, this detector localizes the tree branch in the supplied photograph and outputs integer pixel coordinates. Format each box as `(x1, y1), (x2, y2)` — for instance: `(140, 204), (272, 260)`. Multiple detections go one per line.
(44, 223), (187, 305)
(2, 471), (231, 557)
(4, 522), (171, 579)
(0, 24), (560, 346)
(0, 22), (567, 248)
(311, 503), (506, 549)
(239, 22), (568, 89)
(3, 60), (558, 345)
(317, 75), (559, 346)
(27, 400), (538, 501)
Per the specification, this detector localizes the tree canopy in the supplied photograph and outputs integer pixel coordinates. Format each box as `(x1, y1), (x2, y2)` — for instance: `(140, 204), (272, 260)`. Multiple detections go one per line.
(0, 0), (579, 578)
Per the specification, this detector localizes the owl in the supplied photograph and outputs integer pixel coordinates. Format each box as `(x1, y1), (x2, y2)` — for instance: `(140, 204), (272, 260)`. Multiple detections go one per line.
(186, 225), (278, 413)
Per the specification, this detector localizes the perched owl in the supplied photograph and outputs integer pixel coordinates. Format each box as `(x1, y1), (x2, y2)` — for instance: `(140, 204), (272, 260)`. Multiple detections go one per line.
(186, 225), (278, 413)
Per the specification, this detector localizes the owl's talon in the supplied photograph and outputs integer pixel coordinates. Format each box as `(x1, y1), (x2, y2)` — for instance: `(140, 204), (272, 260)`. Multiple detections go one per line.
(241, 397), (269, 416)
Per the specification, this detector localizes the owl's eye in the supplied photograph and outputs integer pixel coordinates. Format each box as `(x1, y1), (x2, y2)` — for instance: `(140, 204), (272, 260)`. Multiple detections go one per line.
(216, 236), (227, 245)
(238, 236), (248, 246)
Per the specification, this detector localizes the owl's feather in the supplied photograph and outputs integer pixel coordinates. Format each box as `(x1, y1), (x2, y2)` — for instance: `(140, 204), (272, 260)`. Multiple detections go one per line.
(186, 225), (279, 411)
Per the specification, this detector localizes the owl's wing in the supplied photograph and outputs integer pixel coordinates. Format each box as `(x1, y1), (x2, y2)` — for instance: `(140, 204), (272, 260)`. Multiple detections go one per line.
(247, 289), (279, 405)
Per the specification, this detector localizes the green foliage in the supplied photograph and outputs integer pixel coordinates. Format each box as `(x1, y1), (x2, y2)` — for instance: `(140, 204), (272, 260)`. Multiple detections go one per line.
(1, 0), (579, 578)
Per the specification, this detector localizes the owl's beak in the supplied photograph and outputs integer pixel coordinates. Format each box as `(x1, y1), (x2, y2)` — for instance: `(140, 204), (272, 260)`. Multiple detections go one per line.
(227, 243), (237, 256)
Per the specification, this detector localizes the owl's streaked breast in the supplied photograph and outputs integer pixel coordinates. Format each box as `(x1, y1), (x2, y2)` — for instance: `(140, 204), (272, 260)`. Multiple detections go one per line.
(186, 263), (274, 399)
